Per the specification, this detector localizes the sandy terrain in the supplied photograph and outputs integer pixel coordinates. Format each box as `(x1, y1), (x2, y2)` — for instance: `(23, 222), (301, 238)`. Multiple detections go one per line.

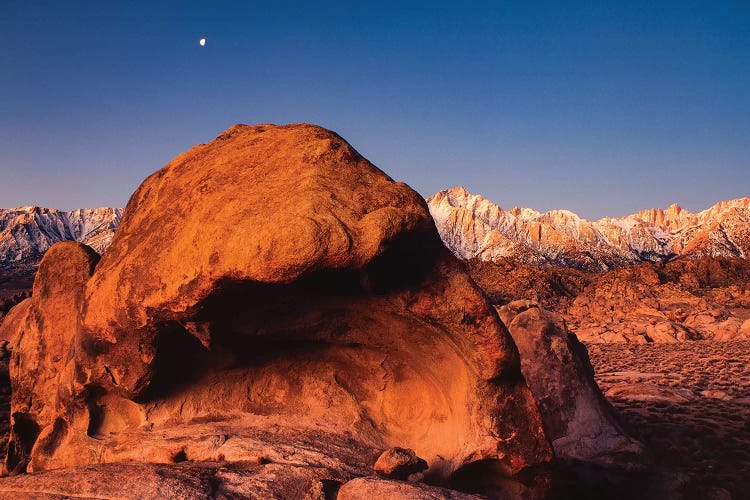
(588, 340), (750, 499)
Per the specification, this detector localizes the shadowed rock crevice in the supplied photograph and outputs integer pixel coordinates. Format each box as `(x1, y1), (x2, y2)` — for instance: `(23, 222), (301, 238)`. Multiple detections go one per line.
(36, 417), (67, 456)
(127, 221), (446, 394)
(135, 322), (210, 403)
(6, 413), (39, 474)
(86, 390), (106, 438)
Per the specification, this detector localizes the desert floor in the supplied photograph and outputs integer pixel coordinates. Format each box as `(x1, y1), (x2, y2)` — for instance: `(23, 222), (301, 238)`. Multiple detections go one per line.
(588, 340), (750, 499)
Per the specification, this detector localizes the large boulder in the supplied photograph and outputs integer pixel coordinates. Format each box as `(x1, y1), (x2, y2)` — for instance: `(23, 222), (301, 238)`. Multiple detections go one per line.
(0, 124), (551, 495)
(498, 301), (645, 467)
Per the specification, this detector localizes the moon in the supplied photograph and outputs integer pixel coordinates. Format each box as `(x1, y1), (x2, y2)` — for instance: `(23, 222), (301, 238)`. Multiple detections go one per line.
(199, 38), (206, 46)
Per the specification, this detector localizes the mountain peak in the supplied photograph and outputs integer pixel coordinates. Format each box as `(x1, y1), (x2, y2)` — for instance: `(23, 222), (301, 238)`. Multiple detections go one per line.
(666, 203), (682, 214)
(447, 185), (470, 196)
(437, 186), (473, 204)
(427, 188), (750, 271)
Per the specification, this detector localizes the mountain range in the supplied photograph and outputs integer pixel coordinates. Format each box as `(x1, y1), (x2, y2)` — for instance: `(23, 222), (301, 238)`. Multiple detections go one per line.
(0, 206), (123, 271)
(2, 190), (749, 277)
(428, 186), (750, 271)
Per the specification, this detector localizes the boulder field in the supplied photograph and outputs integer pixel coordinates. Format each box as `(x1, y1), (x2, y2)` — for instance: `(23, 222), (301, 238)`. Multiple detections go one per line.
(469, 257), (750, 343)
(0, 124), (641, 498)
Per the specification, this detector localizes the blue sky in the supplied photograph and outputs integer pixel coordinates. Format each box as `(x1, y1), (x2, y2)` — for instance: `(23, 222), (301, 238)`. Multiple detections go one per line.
(1, 1), (748, 218)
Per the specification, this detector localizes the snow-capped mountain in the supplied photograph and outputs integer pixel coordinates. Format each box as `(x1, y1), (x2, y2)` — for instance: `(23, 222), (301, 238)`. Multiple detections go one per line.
(0, 206), (123, 269)
(427, 187), (750, 271)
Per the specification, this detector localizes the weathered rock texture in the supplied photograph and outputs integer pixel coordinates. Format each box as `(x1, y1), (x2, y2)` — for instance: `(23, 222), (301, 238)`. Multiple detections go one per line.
(338, 477), (483, 500)
(0, 124), (551, 497)
(498, 301), (645, 466)
(0, 462), (348, 499)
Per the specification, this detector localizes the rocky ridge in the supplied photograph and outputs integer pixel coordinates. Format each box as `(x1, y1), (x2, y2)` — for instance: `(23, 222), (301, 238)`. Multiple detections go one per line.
(428, 186), (750, 271)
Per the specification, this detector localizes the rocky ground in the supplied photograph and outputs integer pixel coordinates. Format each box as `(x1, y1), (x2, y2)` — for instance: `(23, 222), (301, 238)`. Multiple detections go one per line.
(587, 340), (750, 499)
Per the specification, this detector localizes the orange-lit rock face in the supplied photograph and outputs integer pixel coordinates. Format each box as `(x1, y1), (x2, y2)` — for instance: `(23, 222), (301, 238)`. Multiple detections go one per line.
(3, 124), (551, 483)
(1, 242), (100, 474)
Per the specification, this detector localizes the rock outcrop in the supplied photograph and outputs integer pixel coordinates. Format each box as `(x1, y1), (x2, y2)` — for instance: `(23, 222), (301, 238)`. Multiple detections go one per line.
(428, 186), (750, 271)
(498, 301), (645, 466)
(0, 124), (552, 497)
(2, 242), (100, 473)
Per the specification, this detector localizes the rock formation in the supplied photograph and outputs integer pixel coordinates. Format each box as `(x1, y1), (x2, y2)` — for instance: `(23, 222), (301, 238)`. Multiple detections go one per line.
(588, 259), (750, 342)
(0, 124), (553, 497)
(428, 186), (750, 271)
(1, 242), (100, 473)
(497, 301), (645, 466)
